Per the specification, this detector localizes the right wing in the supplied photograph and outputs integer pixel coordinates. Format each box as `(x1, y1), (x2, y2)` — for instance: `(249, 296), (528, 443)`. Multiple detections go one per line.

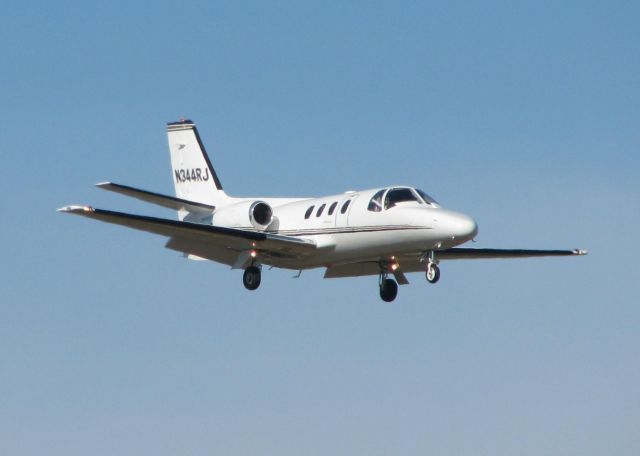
(435, 247), (588, 260)
(324, 247), (587, 279)
(58, 206), (316, 264)
(96, 182), (216, 213)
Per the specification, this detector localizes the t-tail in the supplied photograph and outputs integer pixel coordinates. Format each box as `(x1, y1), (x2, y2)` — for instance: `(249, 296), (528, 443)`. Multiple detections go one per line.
(167, 119), (230, 208)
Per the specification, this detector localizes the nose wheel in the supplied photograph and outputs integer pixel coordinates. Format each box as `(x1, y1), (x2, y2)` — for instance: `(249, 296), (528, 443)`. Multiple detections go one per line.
(422, 250), (441, 284)
(243, 265), (261, 290)
(426, 263), (440, 284)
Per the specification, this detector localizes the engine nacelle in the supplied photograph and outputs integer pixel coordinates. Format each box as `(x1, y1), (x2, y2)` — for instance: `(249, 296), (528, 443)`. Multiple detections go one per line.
(248, 201), (273, 229)
(211, 200), (274, 231)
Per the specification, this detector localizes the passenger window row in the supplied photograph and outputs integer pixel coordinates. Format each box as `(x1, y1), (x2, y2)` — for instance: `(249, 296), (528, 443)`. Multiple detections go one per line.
(304, 199), (351, 219)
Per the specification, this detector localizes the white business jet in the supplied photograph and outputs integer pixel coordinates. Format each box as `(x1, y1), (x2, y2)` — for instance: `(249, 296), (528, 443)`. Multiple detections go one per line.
(59, 119), (586, 302)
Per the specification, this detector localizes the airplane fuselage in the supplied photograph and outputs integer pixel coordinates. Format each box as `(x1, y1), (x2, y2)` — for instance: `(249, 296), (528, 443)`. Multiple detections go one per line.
(208, 187), (478, 270)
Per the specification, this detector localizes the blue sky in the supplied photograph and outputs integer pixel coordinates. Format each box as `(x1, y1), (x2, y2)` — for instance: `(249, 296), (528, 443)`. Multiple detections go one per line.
(1, 1), (639, 454)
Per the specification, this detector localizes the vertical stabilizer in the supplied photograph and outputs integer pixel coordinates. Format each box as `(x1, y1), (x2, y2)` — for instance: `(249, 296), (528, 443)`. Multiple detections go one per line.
(167, 119), (230, 207)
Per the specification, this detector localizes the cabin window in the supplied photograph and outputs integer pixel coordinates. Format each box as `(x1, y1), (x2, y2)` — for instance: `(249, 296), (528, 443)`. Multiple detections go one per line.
(340, 199), (351, 214)
(384, 188), (419, 209)
(327, 201), (338, 215)
(304, 206), (314, 219)
(316, 204), (326, 217)
(367, 190), (385, 212)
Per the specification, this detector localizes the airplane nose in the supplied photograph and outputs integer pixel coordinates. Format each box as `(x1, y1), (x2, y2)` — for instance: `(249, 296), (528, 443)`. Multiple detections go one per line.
(451, 213), (478, 241)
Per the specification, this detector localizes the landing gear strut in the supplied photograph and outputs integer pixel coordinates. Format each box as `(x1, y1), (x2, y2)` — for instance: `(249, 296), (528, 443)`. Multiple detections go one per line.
(243, 265), (261, 290)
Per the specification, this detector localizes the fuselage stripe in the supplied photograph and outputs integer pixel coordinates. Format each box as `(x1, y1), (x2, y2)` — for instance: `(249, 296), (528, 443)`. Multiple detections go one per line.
(236, 225), (432, 237)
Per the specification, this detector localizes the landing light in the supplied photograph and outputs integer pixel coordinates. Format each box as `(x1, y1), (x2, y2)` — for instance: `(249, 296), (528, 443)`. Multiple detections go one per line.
(250, 250), (258, 258)
(390, 263), (399, 271)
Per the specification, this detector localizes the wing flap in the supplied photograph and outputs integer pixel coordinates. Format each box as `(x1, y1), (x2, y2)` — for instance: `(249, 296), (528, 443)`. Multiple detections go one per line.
(324, 262), (379, 279)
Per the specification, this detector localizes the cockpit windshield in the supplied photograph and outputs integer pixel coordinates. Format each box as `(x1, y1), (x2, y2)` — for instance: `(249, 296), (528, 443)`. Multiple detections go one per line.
(367, 187), (439, 212)
(367, 189), (385, 212)
(415, 188), (439, 206)
(384, 188), (419, 209)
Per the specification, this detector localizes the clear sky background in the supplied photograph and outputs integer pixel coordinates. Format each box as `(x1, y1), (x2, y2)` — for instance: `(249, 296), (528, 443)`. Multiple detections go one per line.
(1, 1), (638, 455)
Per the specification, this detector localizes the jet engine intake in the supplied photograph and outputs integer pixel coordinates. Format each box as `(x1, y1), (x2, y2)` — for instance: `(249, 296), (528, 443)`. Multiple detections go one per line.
(249, 201), (273, 229)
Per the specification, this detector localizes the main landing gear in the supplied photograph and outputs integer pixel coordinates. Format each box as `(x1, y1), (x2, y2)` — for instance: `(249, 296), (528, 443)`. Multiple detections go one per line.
(243, 265), (261, 290)
(379, 277), (398, 302)
(379, 266), (399, 302)
(243, 255), (441, 299)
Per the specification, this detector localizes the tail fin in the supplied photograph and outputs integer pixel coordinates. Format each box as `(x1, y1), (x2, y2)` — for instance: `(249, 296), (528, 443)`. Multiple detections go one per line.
(167, 119), (230, 206)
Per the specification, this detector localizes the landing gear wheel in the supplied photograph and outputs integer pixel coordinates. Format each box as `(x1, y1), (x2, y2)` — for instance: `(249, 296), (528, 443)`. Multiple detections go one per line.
(243, 266), (261, 290)
(379, 278), (398, 302)
(426, 264), (440, 284)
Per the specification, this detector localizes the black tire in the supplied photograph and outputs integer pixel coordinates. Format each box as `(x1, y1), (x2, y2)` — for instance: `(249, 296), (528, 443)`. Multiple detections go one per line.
(243, 266), (261, 290)
(426, 264), (440, 284)
(379, 278), (398, 302)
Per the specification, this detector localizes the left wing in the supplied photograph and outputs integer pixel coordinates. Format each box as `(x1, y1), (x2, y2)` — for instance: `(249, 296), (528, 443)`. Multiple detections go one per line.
(324, 247), (587, 279)
(58, 206), (316, 264)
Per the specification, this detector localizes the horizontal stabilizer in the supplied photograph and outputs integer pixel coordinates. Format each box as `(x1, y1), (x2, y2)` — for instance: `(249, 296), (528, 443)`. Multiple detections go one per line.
(96, 182), (215, 213)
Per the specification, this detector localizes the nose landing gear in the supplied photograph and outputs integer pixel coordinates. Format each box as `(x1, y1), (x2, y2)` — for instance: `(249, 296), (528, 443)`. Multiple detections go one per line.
(422, 250), (441, 284)
(426, 263), (440, 283)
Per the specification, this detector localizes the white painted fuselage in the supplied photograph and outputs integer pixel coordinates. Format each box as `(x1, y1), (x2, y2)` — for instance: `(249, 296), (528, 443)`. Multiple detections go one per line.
(208, 187), (478, 270)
